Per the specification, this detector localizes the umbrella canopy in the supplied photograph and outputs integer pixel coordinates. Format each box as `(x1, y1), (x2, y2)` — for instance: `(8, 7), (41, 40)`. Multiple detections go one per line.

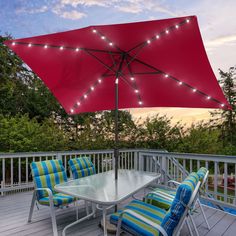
(4, 15), (230, 113)
(4, 15), (230, 180)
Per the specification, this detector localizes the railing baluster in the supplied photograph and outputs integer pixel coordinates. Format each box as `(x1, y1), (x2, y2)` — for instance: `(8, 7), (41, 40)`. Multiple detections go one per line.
(18, 158), (21, 185)
(26, 157), (28, 184)
(183, 159), (186, 178)
(214, 161), (218, 199)
(224, 162), (228, 203)
(197, 160), (200, 170)
(11, 158), (13, 187)
(190, 159), (192, 172)
(205, 161), (209, 192)
(98, 154), (100, 173)
(1, 158), (5, 196)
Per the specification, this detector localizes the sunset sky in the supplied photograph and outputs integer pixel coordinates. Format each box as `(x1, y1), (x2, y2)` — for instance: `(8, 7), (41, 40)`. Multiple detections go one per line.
(1, 0), (235, 124)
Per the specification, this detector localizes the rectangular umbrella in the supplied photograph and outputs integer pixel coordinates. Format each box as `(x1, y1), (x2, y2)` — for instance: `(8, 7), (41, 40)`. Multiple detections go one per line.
(4, 15), (230, 180)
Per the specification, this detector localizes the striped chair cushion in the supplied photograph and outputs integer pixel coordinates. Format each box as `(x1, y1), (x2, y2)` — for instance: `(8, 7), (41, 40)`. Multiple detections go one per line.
(144, 187), (176, 210)
(197, 167), (208, 182)
(161, 172), (199, 235)
(110, 200), (166, 236)
(38, 193), (75, 207)
(31, 160), (68, 199)
(68, 157), (96, 179)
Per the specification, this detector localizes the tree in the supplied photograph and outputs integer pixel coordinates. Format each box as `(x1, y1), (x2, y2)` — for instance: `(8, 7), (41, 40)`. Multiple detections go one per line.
(210, 67), (236, 152)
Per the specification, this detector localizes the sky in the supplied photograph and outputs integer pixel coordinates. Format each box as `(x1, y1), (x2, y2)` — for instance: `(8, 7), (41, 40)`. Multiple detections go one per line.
(1, 0), (235, 125)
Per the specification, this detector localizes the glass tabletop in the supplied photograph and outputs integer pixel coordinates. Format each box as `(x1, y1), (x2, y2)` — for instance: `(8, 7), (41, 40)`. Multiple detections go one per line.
(55, 170), (160, 205)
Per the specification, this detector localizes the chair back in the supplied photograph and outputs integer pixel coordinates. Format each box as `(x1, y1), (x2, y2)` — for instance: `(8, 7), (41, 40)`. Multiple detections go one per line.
(68, 156), (96, 179)
(161, 172), (200, 236)
(31, 159), (67, 199)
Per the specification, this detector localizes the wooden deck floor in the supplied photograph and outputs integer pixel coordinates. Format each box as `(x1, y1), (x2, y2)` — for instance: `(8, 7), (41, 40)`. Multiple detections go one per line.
(0, 190), (236, 236)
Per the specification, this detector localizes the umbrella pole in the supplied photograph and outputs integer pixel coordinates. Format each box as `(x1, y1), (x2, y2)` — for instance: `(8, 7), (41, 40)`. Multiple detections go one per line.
(114, 54), (125, 181)
(114, 77), (119, 180)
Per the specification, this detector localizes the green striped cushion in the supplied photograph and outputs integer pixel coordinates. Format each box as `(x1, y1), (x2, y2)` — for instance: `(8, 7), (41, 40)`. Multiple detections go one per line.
(68, 157), (96, 179)
(38, 193), (75, 207)
(197, 167), (208, 182)
(144, 186), (176, 210)
(31, 160), (67, 199)
(110, 200), (166, 236)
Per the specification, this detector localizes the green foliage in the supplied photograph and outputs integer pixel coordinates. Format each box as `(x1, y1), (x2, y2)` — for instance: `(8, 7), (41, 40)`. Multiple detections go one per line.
(0, 115), (69, 152)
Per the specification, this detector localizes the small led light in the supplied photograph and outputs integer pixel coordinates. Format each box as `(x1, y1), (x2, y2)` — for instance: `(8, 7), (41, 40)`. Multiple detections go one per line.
(98, 79), (102, 83)
(192, 88), (197, 92)
(165, 30), (169, 34)
(44, 45), (48, 49)
(135, 90), (139, 93)
(60, 46), (63, 50)
(186, 19), (190, 23)
(207, 96), (211, 100)
(109, 42), (113, 46)
(75, 48), (79, 52)
(92, 29), (97, 33)
(84, 94), (87, 99)
(179, 81), (183, 85)
(165, 74), (169, 78)
(70, 109), (74, 113)
(175, 25), (179, 29)
(130, 77), (134, 81)
(101, 36), (105, 40)
(91, 86), (94, 91)
(156, 35), (160, 39)
(139, 101), (143, 105)
(28, 43), (32, 47)
(12, 42), (16, 46)
(77, 102), (81, 106)
(115, 78), (119, 84)
(221, 104), (225, 107)
(147, 40), (151, 44)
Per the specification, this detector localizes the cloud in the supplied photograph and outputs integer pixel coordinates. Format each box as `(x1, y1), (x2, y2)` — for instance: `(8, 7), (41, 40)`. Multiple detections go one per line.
(59, 0), (114, 7)
(16, 5), (48, 14)
(205, 34), (236, 51)
(60, 10), (87, 20)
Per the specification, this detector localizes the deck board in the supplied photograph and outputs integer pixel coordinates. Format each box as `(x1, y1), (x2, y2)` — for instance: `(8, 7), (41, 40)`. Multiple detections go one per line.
(0, 191), (236, 236)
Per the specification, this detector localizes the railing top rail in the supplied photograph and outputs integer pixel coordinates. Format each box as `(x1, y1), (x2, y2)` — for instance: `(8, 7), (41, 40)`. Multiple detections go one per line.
(139, 150), (236, 163)
(0, 148), (167, 159)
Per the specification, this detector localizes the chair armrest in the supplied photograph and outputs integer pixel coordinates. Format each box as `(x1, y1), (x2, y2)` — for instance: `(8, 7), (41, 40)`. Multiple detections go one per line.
(118, 209), (168, 236)
(145, 191), (174, 201)
(35, 188), (54, 202)
(168, 180), (181, 187)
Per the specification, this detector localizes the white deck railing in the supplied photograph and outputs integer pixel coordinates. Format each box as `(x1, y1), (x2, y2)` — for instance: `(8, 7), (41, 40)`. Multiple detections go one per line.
(1, 149), (236, 211)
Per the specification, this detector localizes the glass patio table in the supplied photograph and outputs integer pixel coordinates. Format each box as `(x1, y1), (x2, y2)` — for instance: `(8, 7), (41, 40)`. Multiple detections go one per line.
(55, 169), (161, 236)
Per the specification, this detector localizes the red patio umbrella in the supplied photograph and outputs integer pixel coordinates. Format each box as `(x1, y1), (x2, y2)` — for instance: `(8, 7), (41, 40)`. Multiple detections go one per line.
(4, 15), (230, 180)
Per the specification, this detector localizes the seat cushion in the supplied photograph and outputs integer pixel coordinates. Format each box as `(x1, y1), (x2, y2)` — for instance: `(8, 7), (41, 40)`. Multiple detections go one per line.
(161, 172), (199, 235)
(110, 200), (166, 236)
(68, 157), (96, 179)
(38, 193), (75, 207)
(31, 160), (68, 199)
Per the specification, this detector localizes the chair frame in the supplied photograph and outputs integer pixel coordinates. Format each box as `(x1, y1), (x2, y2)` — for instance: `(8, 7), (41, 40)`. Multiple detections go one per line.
(116, 181), (201, 236)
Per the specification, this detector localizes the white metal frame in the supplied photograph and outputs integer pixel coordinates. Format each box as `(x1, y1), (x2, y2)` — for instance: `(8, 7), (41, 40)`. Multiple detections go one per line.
(28, 188), (80, 236)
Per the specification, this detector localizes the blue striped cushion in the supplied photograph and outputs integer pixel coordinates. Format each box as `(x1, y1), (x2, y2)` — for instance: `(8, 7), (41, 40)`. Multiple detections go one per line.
(68, 157), (96, 179)
(161, 172), (199, 235)
(39, 193), (75, 207)
(197, 167), (208, 182)
(110, 200), (166, 236)
(31, 159), (68, 199)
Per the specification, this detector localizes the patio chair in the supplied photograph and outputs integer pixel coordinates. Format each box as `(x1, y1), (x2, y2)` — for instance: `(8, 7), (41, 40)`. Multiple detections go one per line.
(68, 156), (96, 179)
(110, 172), (201, 236)
(28, 159), (78, 236)
(144, 167), (210, 233)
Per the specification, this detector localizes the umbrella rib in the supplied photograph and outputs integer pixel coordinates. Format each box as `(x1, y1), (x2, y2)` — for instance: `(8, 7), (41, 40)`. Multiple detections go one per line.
(124, 57), (142, 103)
